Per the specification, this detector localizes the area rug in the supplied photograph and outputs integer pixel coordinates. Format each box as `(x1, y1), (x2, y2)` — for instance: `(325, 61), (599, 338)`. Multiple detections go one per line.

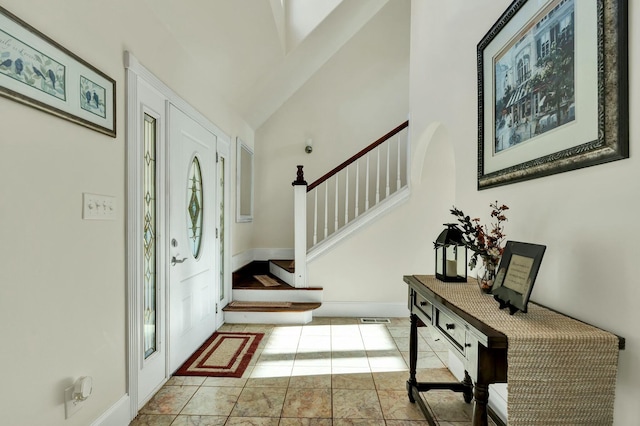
(175, 332), (263, 378)
(253, 274), (280, 287)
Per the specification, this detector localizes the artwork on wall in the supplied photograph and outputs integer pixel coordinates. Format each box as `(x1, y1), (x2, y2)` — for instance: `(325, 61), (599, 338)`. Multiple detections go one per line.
(0, 6), (115, 137)
(477, 0), (627, 189)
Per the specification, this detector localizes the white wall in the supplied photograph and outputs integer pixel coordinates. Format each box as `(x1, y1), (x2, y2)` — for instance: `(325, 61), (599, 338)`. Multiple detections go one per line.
(0, 1), (252, 425)
(253, 0), (411, 251)
(409, 0), (639, 424)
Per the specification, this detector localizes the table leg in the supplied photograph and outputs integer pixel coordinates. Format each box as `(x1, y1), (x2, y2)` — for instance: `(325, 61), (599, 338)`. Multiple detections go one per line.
(407, 313), (418, 402)
(462, 371), (473, 404)
(472, 383), (490, 426)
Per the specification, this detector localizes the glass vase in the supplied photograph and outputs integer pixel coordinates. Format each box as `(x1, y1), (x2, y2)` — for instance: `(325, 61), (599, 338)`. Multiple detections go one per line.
(476, 261), (496, 294)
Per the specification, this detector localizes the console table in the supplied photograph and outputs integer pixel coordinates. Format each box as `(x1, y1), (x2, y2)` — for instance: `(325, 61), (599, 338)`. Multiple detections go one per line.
(404, 275), (624, 426)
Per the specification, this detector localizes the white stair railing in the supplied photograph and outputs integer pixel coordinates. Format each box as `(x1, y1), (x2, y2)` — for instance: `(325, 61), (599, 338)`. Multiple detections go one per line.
(293, 122), (409, 264)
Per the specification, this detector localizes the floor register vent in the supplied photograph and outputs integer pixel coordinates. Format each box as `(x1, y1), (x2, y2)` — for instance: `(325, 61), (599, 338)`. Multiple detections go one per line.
(360, 318), (391, 324)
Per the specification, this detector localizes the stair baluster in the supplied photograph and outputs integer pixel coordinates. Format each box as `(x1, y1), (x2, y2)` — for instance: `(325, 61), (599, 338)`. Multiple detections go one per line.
(294, 121), (409, 264)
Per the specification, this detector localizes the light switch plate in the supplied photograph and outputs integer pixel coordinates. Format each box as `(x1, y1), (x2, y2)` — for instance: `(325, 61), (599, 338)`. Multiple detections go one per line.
(83, 193), (116, 220)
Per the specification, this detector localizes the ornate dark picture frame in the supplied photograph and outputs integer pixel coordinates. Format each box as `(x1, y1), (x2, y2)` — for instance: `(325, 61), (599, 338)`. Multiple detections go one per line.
(477, 0), (627, 189)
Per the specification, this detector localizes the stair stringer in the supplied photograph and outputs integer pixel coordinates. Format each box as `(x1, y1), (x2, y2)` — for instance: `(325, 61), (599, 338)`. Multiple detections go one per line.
(307, 185), (409, 262)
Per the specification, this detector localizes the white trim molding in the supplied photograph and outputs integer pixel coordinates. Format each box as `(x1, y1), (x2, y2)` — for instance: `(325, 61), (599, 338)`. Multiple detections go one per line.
(125, 50), (232, 422)
(90, 394), (130, 426)
(313, 301), (409, 318)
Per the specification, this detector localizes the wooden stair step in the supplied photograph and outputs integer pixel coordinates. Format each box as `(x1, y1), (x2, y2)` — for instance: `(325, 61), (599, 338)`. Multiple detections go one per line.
(270, 259), (295, 273)
(223, 302), (321, 313)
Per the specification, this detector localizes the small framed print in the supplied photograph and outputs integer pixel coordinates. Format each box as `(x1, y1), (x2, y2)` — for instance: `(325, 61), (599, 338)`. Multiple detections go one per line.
(491, 241), (546, 314)
(0, 5), (116, 136)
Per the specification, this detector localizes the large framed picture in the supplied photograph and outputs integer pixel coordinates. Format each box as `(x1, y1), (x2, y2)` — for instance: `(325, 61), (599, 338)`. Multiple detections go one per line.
(491, 241), (546, 314)
(477, 0), (627, 189)
(0, 6), (116, 137)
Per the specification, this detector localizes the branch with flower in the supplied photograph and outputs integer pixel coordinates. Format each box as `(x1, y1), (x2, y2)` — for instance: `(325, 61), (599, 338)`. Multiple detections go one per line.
(450, 201), (509, 271)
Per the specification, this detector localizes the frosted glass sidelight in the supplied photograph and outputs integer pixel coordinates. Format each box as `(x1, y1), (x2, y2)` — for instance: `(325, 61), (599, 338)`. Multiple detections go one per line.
(143, 114), (157, 359)
(187, 157), (203, 258)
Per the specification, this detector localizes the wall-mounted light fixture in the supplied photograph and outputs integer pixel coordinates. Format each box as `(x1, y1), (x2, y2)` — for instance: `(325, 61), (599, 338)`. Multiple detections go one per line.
(305, 138), (313, 154)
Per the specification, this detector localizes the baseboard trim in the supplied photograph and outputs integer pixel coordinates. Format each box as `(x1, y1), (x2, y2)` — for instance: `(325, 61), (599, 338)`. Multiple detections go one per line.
(232, 249), (295, 272)
(254, 248), (294, 261)
(91, 394), (130, 426)
(232, 250), (254, 272)
(314, 301), (408, 318)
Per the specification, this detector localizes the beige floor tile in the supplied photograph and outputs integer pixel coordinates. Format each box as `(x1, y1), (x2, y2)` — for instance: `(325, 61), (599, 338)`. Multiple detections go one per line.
(231, 387), (287, 417)
(331, 350), (369, 368)
(384, 421), (430, 426)
(246, 368), (291, 387)
(422, 390), (472, 422)
(332, 389), (383, 419)
(140, 385), (199, 415)
(226, 417), (281, 426)
(386, 326), (411, 338)
(138, 318), (476, 426)
(329, 317), (360, 325)
(129, 414), (176, 425)
(377, 390), (426, 420)
(281, 388), (332, 418)
(400, 351), (447, 369)
(180, 386), (243, 416)
(414, 368), (457, 383)
(332, 372), (375, 390)
(288, 371), (332, 388)
(300, 324), (332, 336)
(367, 350), (408, 372)
(332, 419), (386, 426)
(294, 351), (332, 368)
(372, 371), (410, 391)
(167, 376), (206, 386)
(170, 415), (228, 425)
(202, 375), (249, 387)
(278, 418), (333, 426)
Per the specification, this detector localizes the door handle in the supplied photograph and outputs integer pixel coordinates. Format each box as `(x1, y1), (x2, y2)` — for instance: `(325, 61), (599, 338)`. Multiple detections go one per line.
(171, 255), (188, 266)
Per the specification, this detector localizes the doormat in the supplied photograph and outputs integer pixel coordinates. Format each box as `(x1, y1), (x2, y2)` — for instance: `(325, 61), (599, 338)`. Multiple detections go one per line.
(253, 275), (280, 287)
(175, 332), (263, 378)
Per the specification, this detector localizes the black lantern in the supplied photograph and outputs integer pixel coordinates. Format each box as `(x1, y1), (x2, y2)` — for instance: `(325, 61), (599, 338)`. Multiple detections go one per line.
(434, 224), (467, 282)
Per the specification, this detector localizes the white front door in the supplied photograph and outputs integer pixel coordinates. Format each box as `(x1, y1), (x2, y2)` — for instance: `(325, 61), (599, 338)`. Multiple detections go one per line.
(168, 105), (218, 373)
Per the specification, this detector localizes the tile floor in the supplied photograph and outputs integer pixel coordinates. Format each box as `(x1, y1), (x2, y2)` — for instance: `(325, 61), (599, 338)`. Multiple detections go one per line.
(131, 317), (498, 426)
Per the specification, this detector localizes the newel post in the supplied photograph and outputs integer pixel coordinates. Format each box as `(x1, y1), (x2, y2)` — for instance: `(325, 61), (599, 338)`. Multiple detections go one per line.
(292, 165), (308, 288)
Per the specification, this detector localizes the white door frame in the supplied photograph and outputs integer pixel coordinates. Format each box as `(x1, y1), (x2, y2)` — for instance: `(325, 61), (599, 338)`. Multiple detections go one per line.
(125, 51), (231, 420)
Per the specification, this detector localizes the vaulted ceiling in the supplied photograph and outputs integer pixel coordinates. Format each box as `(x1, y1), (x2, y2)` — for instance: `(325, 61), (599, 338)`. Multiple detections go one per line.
(142, 0), (391, 129)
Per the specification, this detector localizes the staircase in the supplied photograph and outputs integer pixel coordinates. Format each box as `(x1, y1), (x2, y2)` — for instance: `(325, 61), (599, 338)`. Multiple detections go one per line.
(224, 260), (322, 324)
(225, 121), (409, 324)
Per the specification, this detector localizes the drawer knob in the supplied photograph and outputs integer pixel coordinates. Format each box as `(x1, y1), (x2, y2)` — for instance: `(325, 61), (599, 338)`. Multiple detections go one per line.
(419, 301), (427, 306)
(445, 323), (455, 330)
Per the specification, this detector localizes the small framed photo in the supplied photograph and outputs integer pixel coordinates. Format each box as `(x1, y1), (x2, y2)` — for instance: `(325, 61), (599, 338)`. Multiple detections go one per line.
(491, 241), (546, 314)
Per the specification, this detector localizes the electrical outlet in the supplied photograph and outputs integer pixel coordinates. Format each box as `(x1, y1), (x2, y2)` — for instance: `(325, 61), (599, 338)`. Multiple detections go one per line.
(64, 385), (83, 419)
(83, 193), (116, 220)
